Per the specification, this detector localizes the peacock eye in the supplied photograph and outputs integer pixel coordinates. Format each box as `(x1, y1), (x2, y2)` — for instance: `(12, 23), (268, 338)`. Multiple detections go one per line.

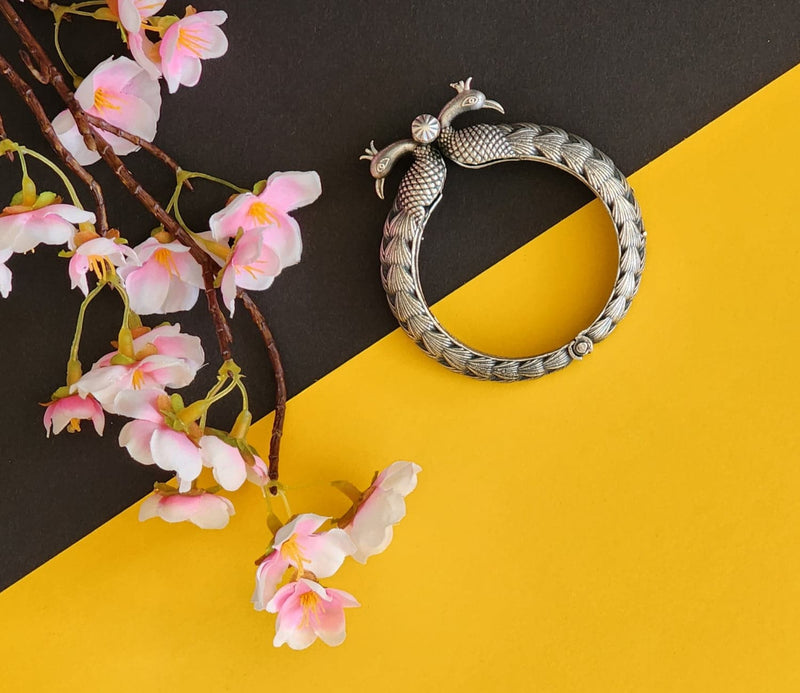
(462, 95), (479, 107)
(377, 157), (390, 172)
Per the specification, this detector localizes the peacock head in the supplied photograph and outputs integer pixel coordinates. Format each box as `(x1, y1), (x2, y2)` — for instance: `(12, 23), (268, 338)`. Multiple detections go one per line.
(359, 138), (418, 199)
(438, 77), (505, 128)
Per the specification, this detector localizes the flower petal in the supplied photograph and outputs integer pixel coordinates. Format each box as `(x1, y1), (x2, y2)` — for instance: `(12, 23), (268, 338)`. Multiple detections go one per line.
(52, 109), (101, 166)
(150, 427), (202, 481)
(200, 436), (247, 492)
(261, 171), (322, 213)
(118, 419), (159, 465)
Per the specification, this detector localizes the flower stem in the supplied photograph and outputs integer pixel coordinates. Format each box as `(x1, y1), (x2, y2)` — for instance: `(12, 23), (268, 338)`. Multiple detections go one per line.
(52, 14), (81, 86)
(19, 145), (82, 207)
(109, 278), (133, 330)
(182, 171), (248, 194)
(68, 280), (106, 364)
(235, 375), (249, 413)
(16, 146), (28, 178)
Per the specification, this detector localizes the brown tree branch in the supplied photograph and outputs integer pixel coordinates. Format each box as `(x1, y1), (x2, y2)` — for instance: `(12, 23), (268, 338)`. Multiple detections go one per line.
(240, 291), (287, 493)
(0, 51), (107, 230)
(83, 113), (193, 191)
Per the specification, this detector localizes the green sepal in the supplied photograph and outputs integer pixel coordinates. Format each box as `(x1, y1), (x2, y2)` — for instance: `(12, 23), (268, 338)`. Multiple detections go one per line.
(92, 6), (116, 20)
(149, 14), (179, 31)
(154, 481), (179, 495)
(331, 480), (364, 504)
(252, 179), (267, 195)
(9, 190), (24, 207)
(58, 249), (75, 258)
(109, 353), (136, 366)
(32, 191), (59, 209)
(169, 393), (185, 412)
(50, 385), (72, 401)
(127, 311), (142, 330)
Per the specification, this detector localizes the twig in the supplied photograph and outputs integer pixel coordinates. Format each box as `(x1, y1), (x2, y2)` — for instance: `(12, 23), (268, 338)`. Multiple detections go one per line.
(0, 51), (106, 226)
(18, 49), (47, 84)
(83, 113), (193, 191)
(240, 291), (287, 492)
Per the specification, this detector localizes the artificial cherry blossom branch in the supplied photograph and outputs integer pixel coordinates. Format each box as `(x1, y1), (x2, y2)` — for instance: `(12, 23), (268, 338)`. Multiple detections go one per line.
(1, 0), (288, 479)
(0, 1), (425, 650)
(0, 50), (108, 231)
(0, 0), (235, 362)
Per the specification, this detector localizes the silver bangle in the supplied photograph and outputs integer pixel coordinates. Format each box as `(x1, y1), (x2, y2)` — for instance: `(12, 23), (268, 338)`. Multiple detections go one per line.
(362, 78), (646, 382)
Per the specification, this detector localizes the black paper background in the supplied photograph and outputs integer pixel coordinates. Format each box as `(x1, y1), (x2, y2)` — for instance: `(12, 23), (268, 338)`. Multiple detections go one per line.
(0, 0), (798, 589)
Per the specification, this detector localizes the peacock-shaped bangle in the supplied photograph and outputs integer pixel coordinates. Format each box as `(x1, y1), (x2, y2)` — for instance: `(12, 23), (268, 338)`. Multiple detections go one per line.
(361, 78), (646, 382)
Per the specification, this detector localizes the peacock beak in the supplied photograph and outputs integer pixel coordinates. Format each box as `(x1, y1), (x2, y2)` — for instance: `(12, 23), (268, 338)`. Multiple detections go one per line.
(375, 178), (386, 200)
(483, 99), (505, 114)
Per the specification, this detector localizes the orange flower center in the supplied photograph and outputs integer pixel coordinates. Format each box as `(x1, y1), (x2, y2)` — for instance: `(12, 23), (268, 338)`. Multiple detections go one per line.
(152, 247), (180, 277)
(131, 369), (146, 390)
(93, 88), (121, 112)
(247, 201), (277, 226)
(177, 27), (211, 57)
(88, 255), (114, 281)
(299, 590), (321, 628)
(279, 535), (308, 570)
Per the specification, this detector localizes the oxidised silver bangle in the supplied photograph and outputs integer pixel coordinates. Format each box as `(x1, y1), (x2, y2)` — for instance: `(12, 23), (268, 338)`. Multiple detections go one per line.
(362, 78), (646, 382)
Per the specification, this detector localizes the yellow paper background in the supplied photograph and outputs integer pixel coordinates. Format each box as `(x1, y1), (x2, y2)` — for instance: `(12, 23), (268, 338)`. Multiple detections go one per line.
(2, 65), (799, 692)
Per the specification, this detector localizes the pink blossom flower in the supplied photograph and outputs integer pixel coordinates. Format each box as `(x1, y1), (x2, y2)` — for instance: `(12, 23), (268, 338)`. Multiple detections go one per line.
(160, 10), (228, 93)
(43, 393), (105, 436)
(267, 578), (359, 650)
(342, 461), (421, 564)
(68, 236), (138, 295)
(116, 389), (203, 488)
(0, 248), (13, 298)
(52, 57), (162, 166)
(118, 237), (204, 314)
(209, 171), (321, 241)
(217, 226), (302, 316)
(72, 324), (204, 413)
(126, 322), (205, 366)
(139, 489), (234, 529)
(198, 435), (252, 492)
(108, 0), (165, 33)
(0, 203), (95, 254)
(252, 514), (355, 610)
